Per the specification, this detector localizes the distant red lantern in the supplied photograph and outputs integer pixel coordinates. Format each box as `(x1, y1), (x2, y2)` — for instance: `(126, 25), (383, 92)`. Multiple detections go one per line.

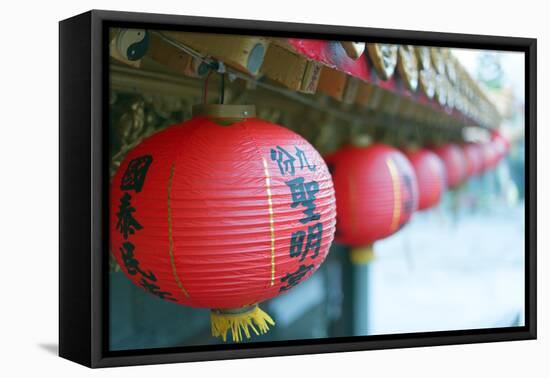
(110, 105), (336, 342)
(482, 142), (498, 171)
(462, 143), (484, 177)
(404, 148), (446, 211)
(432, 144), (467, 188)
(491, 130), (509, 162)
(327, 143), (418, 249)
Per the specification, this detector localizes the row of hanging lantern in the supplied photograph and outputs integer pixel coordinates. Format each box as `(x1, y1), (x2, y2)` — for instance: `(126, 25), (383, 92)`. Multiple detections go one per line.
(325, 130), (509, 263)
(108, 29), (511, 344)
(110, 91), (509, 343)
(110, 102), (510, 343)
(429, 129), (510, 193)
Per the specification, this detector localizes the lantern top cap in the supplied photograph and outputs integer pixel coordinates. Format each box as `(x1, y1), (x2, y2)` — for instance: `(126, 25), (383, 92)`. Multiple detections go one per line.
(192, 104), (256, 124)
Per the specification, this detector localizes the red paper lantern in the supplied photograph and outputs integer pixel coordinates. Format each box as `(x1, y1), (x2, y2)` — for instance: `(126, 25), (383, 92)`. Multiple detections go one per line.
(432, 144), (467, 188)
(327, 143), (418, 248)
(482, 142), (498, 171)
(491, 130), (509, 162)
(404, 148), (446, 211)
(462, 143), (484, 177)
(110, 105), (336, 342)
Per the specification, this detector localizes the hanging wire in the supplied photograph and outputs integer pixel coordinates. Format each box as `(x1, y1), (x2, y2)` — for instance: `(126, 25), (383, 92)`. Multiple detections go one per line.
(203, 69), (214, 104)
(153, 31), (212, 66)
(220, 72), (225, 104)
(217, 62), (226, 104)
(200, 60), (228, 105)
(154, 31), (222, 106)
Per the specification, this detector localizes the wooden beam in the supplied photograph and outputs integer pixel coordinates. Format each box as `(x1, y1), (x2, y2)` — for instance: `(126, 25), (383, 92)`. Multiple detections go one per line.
(317, 66), (348, 101)
(260, 43), (321, 94)
(162, 31), (268, 76)
(148, 33), (209, 78)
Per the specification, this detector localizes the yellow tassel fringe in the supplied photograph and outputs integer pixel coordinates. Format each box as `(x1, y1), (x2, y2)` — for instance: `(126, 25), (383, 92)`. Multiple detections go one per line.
(350, 245), (375, 265)
(211, 304), (275, 343)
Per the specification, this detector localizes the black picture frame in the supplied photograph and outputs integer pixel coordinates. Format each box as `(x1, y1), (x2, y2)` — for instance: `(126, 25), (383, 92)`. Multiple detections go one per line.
(59, 9), (537, 368)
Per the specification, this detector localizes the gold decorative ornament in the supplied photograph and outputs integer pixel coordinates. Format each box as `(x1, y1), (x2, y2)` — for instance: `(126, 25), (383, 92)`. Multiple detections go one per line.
(419, 66), (436, 99)
(443, 51), (458, 84)
(416, 46), (431, 70)
(367, 43), (398, 80)
(454, 92), (465, 113)
(430, 47), (446, 75)
(434, 74), (447, 106)
(415, 46), (435, 99)
(397, 45), (419, 91)
(445, 80), (455, 109)
(341, 41), (366, 60)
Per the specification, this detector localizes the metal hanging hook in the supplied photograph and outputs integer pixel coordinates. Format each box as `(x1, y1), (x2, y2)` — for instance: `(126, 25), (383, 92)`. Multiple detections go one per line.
(202, 60), (226, 105)
(218, 62), (226, 105)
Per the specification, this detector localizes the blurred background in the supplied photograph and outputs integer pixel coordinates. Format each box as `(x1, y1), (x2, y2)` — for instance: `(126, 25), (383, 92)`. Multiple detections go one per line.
(108, 31), (525, 351)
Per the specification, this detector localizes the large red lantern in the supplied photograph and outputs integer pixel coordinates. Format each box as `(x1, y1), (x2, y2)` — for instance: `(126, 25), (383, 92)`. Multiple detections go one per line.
(431, 143), (467, 188)
(404, 148), (446, 211)
(462, 143), (484, 177)
(110, 105), (336, 342)
(327, 144), (418, 251)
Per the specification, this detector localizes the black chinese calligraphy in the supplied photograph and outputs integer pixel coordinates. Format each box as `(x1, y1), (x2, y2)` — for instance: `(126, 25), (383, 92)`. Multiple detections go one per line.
(270, 146), (317, 176)
(289, 223), (323, 261)
(289, 230), (306, 259)
(120, 241), (156, 281)
(120, 155), (153, 193)
(271, 146), (296, 176)
(304, 223), (323, 260)
(139, 277), (177, 302)
(116, 192), (143, 240)
(116, 154), (176, 302)
(273, 145), (324, 291)
(295, 146), (316, 172)
(119, 242), (176, 302)
(279, 264), (315, 292)
(286, 177), (321, 224)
